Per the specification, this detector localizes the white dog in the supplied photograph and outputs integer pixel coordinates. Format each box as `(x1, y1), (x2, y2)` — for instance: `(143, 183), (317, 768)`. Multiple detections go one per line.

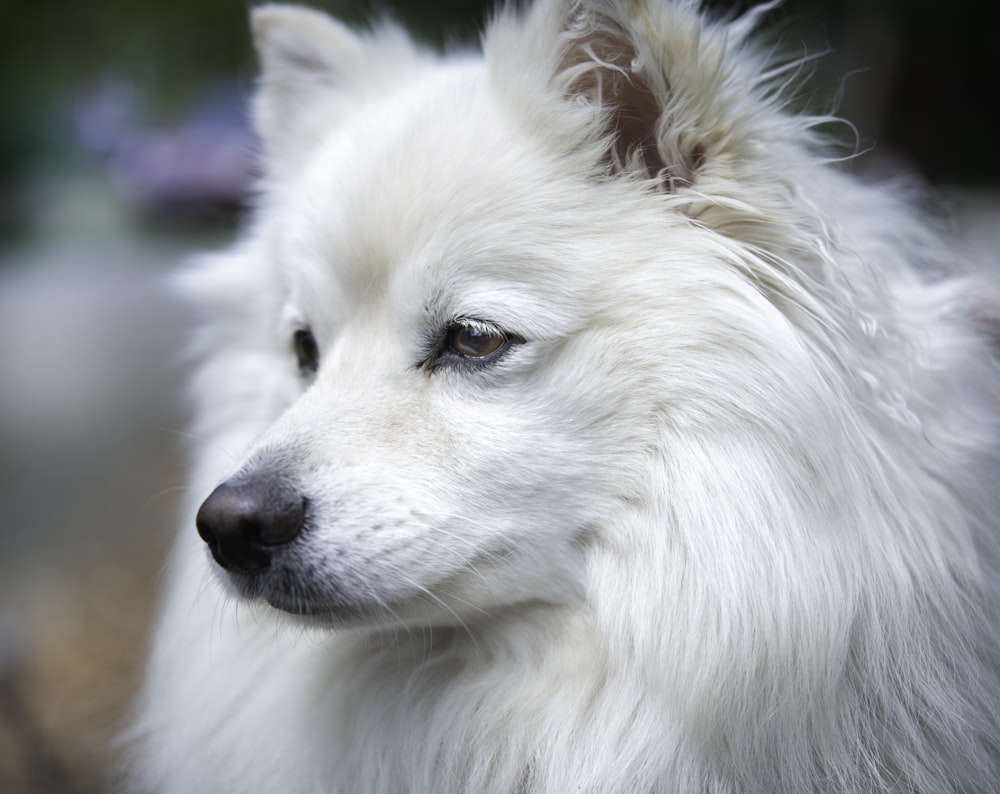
(129, 1), (1000, 791)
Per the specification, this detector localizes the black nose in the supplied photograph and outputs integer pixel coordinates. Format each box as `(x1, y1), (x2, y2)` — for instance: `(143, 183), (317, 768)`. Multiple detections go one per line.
(196, 477), (306, 573)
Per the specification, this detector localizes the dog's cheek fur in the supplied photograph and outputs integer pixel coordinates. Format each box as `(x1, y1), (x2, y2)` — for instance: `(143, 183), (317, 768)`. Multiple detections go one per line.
(489, 6), (1000, 784)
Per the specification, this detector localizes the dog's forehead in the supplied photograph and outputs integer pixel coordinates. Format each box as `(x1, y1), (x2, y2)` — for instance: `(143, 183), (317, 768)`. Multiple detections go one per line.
(277, 61), (616, 330)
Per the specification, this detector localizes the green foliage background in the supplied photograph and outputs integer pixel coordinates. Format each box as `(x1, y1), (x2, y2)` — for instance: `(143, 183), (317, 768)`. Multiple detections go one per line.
(0, 0), (995, 235)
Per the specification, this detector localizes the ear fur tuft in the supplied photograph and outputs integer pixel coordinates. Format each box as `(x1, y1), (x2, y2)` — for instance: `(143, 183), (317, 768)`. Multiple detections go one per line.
(547, 0), (781, 189)
(556, 4), (675, 181)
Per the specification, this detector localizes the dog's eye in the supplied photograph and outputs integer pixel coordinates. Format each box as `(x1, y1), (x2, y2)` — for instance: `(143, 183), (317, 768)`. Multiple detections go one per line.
(293, 328), (320, 375)
(446, 323), (507, 359)
(422, 319), (523, 373)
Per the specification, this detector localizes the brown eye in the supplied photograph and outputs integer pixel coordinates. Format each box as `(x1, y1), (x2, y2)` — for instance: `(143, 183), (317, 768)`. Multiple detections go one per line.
(293, 328), (319, 375)
(447, 323), (506, 359)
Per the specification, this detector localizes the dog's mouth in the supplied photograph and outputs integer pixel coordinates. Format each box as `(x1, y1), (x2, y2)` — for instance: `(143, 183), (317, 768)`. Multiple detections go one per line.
(215, 552), (503, 631)
(263, 591), (355, 619)
(267, 587), (374, 626)
(215, 563), (363, 622)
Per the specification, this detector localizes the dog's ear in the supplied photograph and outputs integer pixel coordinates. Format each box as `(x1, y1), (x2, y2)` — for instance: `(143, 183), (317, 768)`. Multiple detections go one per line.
(251, 5), (367, 177)
(552, 1), (675, 182)
(549, 0), (777, 189)
(251, 5), (433, 180)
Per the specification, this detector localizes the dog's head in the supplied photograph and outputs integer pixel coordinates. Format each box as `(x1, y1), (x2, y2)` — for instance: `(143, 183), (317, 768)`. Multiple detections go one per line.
(190, 0), (984, 639)
(191, 0), (839, 626)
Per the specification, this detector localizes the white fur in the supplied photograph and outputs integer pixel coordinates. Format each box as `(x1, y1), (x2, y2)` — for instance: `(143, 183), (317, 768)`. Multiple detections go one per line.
(128, 1), (1000, 791)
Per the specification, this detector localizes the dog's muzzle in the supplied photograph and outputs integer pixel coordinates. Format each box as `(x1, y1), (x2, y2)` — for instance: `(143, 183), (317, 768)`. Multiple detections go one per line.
(196, 476), (305, 573)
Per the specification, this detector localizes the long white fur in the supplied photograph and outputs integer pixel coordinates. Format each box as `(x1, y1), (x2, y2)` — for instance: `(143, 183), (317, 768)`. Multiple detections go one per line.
(128, 1), (1000, 791)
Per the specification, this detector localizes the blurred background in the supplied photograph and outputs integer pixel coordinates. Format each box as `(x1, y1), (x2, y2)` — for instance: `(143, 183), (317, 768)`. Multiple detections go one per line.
(0, 0), (997, 791)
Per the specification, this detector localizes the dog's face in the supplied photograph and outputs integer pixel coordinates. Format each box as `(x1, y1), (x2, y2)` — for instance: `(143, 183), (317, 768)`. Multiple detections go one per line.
(196, 8), (672, 626)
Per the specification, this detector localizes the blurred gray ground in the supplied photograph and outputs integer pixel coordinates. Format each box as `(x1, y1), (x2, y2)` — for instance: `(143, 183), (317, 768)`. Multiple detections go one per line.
(0, 174), (997, 793)
(0, 172), (205, 794)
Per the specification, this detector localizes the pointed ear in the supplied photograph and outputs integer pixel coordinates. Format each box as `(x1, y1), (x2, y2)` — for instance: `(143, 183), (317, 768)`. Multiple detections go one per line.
(550, 1), (769, 189)
(554, 4), (676, 182)
(250, 5), (367, 178)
